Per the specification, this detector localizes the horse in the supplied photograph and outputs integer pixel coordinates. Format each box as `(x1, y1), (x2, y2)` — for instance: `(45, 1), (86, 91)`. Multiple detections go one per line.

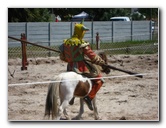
(44, 52), (110, 120)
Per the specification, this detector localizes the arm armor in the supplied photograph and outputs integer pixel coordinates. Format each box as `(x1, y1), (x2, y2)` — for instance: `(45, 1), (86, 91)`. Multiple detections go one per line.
(82, 44), (105, 66)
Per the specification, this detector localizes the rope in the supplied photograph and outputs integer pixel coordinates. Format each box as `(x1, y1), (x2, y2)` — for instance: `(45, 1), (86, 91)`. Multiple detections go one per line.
(8, 72), (158, 87)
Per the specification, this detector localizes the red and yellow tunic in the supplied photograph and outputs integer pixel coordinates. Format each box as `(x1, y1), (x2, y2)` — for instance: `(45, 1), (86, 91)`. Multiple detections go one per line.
(59, 41), (98, 75)
(59, 21), (104, 100)
(59, 22), (103, 76)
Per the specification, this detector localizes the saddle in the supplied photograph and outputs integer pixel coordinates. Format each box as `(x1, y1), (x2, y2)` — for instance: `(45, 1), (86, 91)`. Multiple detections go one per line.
(83, 60), (105, 84)
(83, 60), (101, 78)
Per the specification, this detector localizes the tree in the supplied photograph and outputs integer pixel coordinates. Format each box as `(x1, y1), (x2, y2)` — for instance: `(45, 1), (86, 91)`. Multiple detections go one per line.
(8, 8), (158, 22)
(8, 8), (52, 22)
(24, 8), (52, 22)
(131, 11), (146, 20)
(51, 8), (131, 21)
(100, 8), (131, 21)
(137, 8), (158, 20)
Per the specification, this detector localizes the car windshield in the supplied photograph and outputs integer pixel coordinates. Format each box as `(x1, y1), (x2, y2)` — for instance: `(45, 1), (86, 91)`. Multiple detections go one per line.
(110, 19), (125, 21)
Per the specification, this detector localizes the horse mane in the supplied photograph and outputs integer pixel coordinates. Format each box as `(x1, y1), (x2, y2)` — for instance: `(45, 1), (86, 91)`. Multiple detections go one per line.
(95, 51), (110, 74)
(97, 51), (108, 64)
(84, 51), (110, 77)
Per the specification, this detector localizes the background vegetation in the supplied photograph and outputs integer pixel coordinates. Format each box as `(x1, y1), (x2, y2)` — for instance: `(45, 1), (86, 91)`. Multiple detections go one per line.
(8, 8), (158, 22)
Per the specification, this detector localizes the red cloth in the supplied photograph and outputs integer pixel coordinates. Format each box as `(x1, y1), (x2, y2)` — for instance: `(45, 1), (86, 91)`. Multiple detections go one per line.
(61, 43), (103, 100)
(65, 45), (99, 75)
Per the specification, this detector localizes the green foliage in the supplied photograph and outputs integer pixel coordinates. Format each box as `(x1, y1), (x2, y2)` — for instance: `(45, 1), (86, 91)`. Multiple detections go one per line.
(54, 8), (131, 21)
(8, 8), (52, 22)
(131, 12), (146, 20)
(138, 8), (158, 20)
(49, 8), (158, 21)
(8, 8), (158, 22)
(24, 8), (52, 22)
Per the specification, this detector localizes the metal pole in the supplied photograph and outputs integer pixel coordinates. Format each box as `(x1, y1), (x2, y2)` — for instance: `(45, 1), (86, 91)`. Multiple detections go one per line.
(131, 21), (133, 41)
(91, 20), (93, 49)
(112, 21), (114, 43)
(48, 23), (51, 57)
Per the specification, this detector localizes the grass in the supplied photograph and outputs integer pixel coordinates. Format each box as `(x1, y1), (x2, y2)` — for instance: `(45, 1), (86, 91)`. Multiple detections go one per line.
(8, 39), (158, 59)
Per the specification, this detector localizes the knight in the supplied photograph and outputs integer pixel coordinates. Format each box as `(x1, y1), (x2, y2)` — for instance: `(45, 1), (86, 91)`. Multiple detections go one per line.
(59, 19), (106, 111)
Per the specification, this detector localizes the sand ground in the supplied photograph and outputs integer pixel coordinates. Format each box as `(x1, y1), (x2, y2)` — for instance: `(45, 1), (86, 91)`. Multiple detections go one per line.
(8, 54), (159, 121)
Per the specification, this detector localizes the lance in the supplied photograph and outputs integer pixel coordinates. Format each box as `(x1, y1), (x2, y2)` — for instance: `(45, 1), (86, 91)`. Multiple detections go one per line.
(103, 64), (143, 78)
(85, 59), (143, 78)
(8, 36), (143, 78)
(8, 36), (61, 53)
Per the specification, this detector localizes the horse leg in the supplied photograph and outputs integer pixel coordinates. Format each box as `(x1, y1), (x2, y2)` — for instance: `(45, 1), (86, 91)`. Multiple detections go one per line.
(63, 108), (71, 120)
(55, 106), (62, 120)
(58, 100), (71, 120)
(92, 97), (101, 120)
(69, 97), (75, 105)
(74, 98), (84, 120)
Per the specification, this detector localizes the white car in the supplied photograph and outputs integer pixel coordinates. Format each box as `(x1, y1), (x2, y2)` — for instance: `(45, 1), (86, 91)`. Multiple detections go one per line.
(110, 16), (131, 21)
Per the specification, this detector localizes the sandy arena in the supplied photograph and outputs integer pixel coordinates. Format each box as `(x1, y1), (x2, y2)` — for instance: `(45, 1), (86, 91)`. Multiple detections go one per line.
(8, 54), (159, 121)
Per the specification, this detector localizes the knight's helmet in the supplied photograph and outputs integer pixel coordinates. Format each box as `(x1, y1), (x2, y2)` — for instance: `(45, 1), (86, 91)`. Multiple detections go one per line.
(73, 19), (89, 40)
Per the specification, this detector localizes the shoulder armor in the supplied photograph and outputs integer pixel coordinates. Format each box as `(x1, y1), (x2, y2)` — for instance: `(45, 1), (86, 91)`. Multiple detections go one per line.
(79, 42), (90, 48)
(63, 37), (83, 46)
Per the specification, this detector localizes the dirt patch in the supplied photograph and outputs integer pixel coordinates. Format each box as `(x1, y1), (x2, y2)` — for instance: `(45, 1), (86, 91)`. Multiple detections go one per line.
(8, 54), (159, 121)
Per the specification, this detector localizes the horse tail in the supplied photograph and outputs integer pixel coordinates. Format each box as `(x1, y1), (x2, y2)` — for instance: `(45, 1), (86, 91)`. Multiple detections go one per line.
(44, 75), (62, 120)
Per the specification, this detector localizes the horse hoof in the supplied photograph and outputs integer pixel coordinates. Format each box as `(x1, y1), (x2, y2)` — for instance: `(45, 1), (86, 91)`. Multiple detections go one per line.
(72, 116), (82, 120)
(69, 97), (75, 105)
(95, 117), (102, 120)
(119, 116), (126, 120)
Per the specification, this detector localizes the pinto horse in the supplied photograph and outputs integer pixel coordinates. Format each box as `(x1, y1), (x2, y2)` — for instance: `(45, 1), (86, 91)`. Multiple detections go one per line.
(44, 52), (110, 120)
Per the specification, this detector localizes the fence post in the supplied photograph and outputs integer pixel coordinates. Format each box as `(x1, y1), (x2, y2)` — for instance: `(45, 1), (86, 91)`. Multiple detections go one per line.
(21, 33), (28, 70)
(111, 21), (114, 43)
(91, 21), (94, 49)
(96, 32), (100, 50)
(26, 22), (29, 40)
(48, 22), (51, 57)
(150, 20), (152, 40)
(70, 22), (73, 37)
(131, 21), (133, 41)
